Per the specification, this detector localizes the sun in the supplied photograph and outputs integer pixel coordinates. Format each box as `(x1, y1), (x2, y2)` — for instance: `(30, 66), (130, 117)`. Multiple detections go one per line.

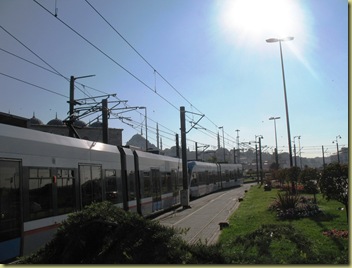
(219, 0), (304, 45)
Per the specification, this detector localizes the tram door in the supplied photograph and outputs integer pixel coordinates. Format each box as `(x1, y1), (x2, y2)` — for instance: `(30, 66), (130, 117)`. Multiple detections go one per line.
(151, 169), (162, 211)
(0, 160), (22, 262)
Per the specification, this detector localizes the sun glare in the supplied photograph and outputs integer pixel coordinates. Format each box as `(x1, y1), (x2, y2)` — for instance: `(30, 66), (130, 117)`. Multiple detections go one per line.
(219, 0), (304, 45)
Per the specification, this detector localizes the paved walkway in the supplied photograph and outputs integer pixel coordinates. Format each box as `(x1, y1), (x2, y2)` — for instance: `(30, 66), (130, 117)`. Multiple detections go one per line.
(155, 183), (254, 245)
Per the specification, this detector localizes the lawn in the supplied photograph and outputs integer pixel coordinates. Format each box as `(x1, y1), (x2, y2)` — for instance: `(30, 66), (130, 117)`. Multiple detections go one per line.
(218, 184), (349, 264)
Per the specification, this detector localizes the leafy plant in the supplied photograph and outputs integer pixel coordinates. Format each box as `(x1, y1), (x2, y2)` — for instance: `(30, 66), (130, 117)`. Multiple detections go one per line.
(269, 192), (322, 220)
(16, 201), (192, 264)
(319, 163), (348, 221)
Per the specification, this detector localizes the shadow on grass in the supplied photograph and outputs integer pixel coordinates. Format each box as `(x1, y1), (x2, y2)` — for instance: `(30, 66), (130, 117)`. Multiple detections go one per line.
(311, 212), (347, 251)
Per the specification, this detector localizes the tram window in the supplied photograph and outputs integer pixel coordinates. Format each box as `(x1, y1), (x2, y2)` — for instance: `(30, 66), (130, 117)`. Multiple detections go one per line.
(128, 171), (135, 200)
(171, 170), (179, 195)
(28, 168), (53, 220)
(105, 170), (122, 204)
(79, 165), (102, 208)
(0, 160), (21, 242)
(57, 169), (75, 215)
(166, 172), (173, 192)
(161, 172), (168, 194)
(141, 171), (152, 198)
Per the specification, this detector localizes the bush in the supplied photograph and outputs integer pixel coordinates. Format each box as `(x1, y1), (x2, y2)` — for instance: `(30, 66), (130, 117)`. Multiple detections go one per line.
(269, 193), (322, 220)
(16, 202), (193, 264)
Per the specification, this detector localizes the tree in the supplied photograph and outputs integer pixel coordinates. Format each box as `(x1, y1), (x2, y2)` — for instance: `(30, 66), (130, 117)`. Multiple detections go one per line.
(286, 167), (301, 194)
(319, 163), (348, 221)
(299, 167), (319, 185)
(299, 167), (320, 203)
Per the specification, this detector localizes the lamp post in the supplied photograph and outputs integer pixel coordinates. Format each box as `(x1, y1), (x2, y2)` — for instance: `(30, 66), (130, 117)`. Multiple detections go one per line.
(293, 136), (301, 167)
(332, 135), (341, 163)
(139, 107), (148, 151)
(269, 116), (280, 167)
(266, 36), (294, 168)
(255, 135), (263, 184)
(219, 126), (225, 162)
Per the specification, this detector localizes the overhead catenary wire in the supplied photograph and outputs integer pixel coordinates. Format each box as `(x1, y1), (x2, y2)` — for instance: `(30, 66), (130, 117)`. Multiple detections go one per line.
(0, 71), (68, 98)
(32, 0), (179, 112)
(31, 0), (223, 148)
(83, 0), (220, 129)
(0, 28), (94, 99)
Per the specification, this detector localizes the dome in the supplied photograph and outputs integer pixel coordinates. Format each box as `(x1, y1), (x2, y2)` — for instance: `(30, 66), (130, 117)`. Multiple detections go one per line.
(47, 114), (64, 126)
(89, 120), (103, 128)
(73, 119), (86, 127)
(28, 113), (43, 125)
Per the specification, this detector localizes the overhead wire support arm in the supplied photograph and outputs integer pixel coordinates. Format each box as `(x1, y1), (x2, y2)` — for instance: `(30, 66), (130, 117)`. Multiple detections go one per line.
(185, 111), (205, 134)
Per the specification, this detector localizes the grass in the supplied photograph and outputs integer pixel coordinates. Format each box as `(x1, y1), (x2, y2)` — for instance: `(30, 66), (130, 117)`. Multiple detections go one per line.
(218, 185), (349, 264)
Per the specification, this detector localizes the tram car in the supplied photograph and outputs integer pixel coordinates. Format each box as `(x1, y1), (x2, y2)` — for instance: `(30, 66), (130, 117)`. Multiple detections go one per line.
(0, 123), (242, 262)
(0, 123), (183, 262)
(188, 161), (243, 199)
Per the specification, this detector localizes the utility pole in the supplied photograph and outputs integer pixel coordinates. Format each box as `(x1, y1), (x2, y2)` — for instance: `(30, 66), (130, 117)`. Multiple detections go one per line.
(219, 126), (225, 162)
(259, 136), (263, 185)
(156, 123), (159, 150)
(322, 145), (326, 167)
(255, 144), (259, 184)
(68, 74), (95, 137)
(236, 129), (240, 164)
(102, 98), (108, 144)
(176, 134), (180, 158)
(195, 142), (198, 161)
(333, 135), (341, 163)
(180, 106), (190, 208)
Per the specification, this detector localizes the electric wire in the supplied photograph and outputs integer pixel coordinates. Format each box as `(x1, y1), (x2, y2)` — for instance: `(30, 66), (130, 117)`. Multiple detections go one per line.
(32, 0), (220, 147)
(83, 0), (220, 129)
(32, 0), (179, 112)
(0, 28), (93, 99)
(0, 71), (68, 98)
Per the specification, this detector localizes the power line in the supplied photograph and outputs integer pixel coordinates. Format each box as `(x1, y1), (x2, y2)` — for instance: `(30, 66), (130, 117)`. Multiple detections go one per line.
(0, 28), (93, 99)
(33, 0), (179, 111)
(83, 0), (220, 129)
(0, 71), (68, 98)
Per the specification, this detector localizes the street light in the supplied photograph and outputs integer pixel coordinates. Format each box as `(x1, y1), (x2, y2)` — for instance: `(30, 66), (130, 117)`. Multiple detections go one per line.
(266, 36), (294, 167)
(293, 135), (301, 167)
(269, 116), (280, 167)
(332, 135), (341, 163)
(255, 135), (263, 184)
(219, 126), (225, 162)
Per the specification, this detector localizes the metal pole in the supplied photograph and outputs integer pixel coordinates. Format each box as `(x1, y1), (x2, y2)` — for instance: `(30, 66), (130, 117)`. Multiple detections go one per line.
(255, 144), (259, 184)
(195, 142), (198, 161)
(279, 40), (293, 167)
(269, 117), (280, 167)
(69, 76), (75, 137)
(259, 137), (263, 185)
(236, 129), (240, 164)
(222, 127), (225, 162)
(102, 98), (108, 144)
(180, 106), (189, 208)
(145, 108), (148, 151)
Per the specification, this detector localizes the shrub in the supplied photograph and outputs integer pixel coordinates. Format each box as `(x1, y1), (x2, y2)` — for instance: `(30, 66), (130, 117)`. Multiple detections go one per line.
(269, 193), (322, 220)
(16, 202), (192, 264)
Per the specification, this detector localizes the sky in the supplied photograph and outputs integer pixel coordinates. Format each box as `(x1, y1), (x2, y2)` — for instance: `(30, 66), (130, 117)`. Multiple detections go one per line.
(0, 0), (349, 159)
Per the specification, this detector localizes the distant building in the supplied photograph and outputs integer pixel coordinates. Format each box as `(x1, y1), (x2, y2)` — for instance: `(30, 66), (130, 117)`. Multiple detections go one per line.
(0, 112), (123, 146)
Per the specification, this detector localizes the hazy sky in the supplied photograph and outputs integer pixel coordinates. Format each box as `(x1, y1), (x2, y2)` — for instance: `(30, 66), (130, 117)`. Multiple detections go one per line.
(0, 0), (348, 158)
